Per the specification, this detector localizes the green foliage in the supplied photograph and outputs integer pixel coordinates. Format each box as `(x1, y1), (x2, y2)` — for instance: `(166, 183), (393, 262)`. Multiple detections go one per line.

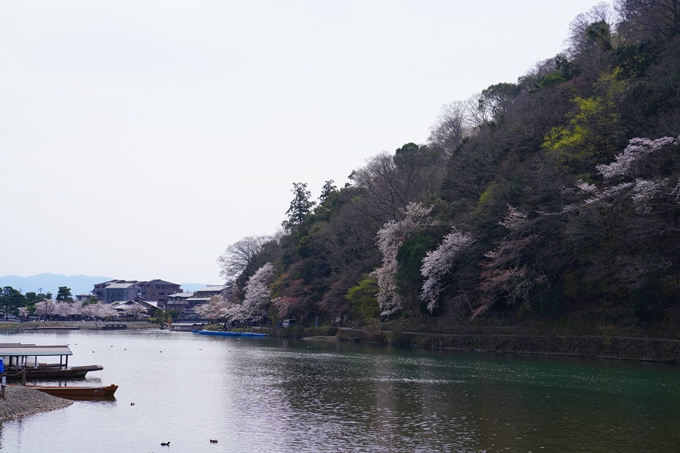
(539, 74), (567, 89)
(346, 277), (380, 319)
(230, 7), (680, 331)
(543, 68), (627, 172)
(83, 297), (98, 306)
(283, 182), (316, 229)
(395, 234), (438, 299)
(153, 309), (167, 324)
(56, 286), (73, 303)
(25, 292), (47, 306)
(585, 20), (612, 52)
(318, 179), (337, 204)
(477, 182), (497, 206)
(2, 287), (27, 315)
(555, 54), (573, 80)
(613, 42), (659, 78)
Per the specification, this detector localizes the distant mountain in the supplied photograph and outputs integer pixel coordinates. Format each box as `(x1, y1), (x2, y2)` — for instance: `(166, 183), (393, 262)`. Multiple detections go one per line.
(0, 273), (114, 297)
(0, 274), (214, 298)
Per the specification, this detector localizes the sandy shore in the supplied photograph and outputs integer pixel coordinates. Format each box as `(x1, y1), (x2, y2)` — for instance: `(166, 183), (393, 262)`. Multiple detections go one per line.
(0, 385), (73, 422)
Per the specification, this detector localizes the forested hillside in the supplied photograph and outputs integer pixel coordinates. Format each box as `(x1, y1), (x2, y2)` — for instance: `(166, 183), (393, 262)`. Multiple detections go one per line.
(217, 0), (680, 331)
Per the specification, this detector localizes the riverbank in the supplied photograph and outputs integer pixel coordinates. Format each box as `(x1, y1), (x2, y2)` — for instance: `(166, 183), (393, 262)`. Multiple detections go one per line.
(253, 307), (680, 363)
(0, 385), (72, 422)
(335, 327), (680, 363)
(0, 321), (153, 331)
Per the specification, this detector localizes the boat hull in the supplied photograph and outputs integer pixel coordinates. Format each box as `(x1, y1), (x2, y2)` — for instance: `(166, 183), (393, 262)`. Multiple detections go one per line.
(196, 331), (266, 337)
(28, 384), (118, 400)
(6, 365), (104, 380)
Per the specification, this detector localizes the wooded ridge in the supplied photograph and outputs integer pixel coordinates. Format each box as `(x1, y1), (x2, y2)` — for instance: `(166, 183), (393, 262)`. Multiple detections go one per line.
(216, 1), (680, 345)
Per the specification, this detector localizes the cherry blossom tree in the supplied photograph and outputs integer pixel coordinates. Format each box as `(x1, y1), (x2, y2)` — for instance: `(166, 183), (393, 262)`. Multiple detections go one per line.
(562, 136), (680, 214)
(475, 206), (534, 318)
(122, 303), (148, 320)
(34, 299), (56, 319)
(195, 296), (229, 323)
(271, 296), (300, 320)
(81, 303), (98, 320)
(375, 202), (433, 316)
(420, 229), (473, 313)
(552, 135), (680, 302)
(97, 304), (119, 320)
(18, 307), (29, 320)
(82, 303), (118, 321)
(54, 301), (72, 320)
(240, 262), (276, 322)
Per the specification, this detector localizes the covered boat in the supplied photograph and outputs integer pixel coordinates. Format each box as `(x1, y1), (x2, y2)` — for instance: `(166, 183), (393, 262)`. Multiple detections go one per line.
(0, 343), (103, 380)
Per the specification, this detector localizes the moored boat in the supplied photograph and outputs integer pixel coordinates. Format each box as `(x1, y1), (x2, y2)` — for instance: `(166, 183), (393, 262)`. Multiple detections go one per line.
(196, 331), (266, 337)
(27, 384), (118, 400)
(0, 343), (103, 381)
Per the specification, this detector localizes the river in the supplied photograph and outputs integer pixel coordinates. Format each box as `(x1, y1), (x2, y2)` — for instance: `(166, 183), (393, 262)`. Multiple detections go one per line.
(0, 329), (678, 452)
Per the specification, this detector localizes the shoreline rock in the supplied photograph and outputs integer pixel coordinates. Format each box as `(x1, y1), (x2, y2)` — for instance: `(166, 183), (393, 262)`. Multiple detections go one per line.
(0, 385), (73, 423)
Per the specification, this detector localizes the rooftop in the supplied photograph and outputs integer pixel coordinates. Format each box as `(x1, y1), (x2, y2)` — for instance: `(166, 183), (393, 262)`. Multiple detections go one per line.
(0, 343), (72, 357)
(168, 292), (194, 298)
(195, 285), (227, 293)
(105, 283), (137, 289)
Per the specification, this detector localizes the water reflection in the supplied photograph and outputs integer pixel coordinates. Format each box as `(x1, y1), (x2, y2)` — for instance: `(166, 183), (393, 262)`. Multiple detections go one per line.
(0, 330), (678, 452)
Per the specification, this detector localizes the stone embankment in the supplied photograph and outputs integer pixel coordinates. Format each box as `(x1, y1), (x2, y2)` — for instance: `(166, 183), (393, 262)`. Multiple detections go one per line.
(0, 320), (152, 330)
(336, 327), (680, 362)
(0, 385), (72, 422)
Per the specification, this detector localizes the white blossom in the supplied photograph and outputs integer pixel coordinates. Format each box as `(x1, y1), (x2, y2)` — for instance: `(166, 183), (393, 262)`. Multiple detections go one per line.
(34, 300), (56, 318)
(122, 303), (148, 320)
(240, 262), (276, 321)
(195, 296), (229, 322)
(18, 307), (29, 319)
(671, 180), (680, 202)
(498, 205), (529, 232)
(596, 136), (679, 181)
(420, 229), (473, 312)
(98, 304), (119, 320)
(81, 302), (119, 320)
(54, 302), (72, 318)
(375, 202), (434, 316)
(576, 180), (597, 193)
(631, 178), (666, 214)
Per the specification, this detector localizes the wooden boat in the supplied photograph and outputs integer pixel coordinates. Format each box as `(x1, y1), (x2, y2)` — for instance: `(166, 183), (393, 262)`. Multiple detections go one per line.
(196, 330), (266, 337)
(19, 364), (104, 380)
(27, 384), (118, 400)
(0, 343), (103, 381)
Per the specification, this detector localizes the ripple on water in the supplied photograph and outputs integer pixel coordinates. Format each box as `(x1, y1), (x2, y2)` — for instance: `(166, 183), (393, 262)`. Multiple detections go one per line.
(0, 331), (678, 453)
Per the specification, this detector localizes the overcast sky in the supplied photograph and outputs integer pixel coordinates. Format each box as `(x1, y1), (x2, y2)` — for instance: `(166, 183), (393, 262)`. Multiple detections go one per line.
(0, 0), (610, 285)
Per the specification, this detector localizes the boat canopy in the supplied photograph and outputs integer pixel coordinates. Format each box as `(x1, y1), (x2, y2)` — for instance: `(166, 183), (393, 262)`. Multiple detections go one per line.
(0, 343), (73, 357)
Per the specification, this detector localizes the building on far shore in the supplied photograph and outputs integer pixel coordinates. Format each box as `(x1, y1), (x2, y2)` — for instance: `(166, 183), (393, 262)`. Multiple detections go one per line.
(165, 292), (194, 312)
(167, 284), (232, 319)
(91, 279), (181, 305)
(100, 282), (141, 304)
(138, 280), (181, 306)
(74, 294), (94, 303)
(185, 284), (231, 309)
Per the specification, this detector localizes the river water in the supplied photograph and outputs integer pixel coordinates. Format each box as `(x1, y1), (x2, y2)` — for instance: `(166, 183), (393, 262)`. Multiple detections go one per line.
(0, 329), (678, 452)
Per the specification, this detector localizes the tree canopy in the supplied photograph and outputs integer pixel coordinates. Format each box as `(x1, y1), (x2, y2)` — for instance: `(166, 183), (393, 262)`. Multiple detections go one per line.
(216, 1), (680, 328)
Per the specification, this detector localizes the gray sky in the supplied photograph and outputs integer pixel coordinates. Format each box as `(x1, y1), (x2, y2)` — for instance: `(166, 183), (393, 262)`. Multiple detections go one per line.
(0, 0), (609, 284)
